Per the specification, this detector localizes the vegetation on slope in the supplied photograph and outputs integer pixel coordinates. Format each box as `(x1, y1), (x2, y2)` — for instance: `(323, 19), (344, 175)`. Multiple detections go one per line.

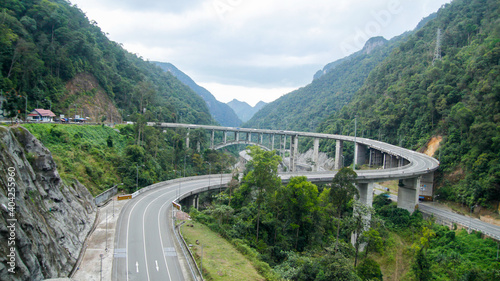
(22, 123), (236, 195)
(181, 221), (266, 281)
(319, 0), (500, 208)
(1, 0), (212, 124)
(190, 146), (500, 280)
(155, 62), (243, 127)
(244, 35), (407, 131)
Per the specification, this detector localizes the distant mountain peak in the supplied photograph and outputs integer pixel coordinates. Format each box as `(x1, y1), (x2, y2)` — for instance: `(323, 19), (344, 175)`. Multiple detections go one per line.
(227, 99), (267, 122)
(154, 62), (242, 127)
(362, 36), (388, 54)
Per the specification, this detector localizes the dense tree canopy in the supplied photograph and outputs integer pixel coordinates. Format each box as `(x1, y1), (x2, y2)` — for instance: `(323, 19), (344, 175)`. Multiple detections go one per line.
(1, 0), (212, 124)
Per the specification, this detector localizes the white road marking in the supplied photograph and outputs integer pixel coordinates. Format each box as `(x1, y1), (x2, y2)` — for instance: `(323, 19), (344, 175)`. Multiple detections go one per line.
(155, 260), (159, 271)
(136, 261), (139, 273)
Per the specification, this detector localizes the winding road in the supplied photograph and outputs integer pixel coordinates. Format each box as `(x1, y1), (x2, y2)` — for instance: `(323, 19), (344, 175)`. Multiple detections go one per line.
(112, 176), (232, 281)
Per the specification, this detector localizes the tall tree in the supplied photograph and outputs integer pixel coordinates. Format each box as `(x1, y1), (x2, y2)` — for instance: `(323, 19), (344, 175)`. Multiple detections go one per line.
(278, 176), (318, 250)
(240, 146), (282, 243)
(328, 167), (358, 252)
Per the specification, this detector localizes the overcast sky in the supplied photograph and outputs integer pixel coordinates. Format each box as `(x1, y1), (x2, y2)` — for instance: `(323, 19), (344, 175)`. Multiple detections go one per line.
(69, 0), (451, 106)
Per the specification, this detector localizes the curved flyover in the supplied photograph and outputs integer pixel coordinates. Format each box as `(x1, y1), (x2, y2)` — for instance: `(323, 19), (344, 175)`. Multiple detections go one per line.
(149, 122), (439, 213)
(114, 124), (439, 280)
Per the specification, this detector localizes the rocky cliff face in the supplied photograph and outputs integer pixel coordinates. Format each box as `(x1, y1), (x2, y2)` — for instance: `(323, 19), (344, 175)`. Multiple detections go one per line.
(0, 126), (96, 281)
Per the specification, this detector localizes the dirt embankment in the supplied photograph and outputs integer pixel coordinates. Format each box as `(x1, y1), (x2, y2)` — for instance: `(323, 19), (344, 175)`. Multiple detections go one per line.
(423, 136), (442, 157)
(64, 73), (122, 123)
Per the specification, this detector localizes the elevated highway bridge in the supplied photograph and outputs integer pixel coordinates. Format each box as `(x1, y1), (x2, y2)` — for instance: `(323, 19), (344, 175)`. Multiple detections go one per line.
(149, 122), (439, 212)
(113, 122), (440, 280)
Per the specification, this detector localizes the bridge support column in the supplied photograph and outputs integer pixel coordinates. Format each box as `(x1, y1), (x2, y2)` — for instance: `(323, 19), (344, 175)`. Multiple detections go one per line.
(223, 131), (227, 144)
(260, 133), (263, 144)
(290, 135), (298, 172)
(186, 128), (190, 149)
(281, 135), (286, 159)
(313, 138), (319, 172)
(271, 134), (275, 150)
(383, 153), (387, 169)
(355, 143), (367, 167)
(371, 150), (383, 167)
(335, 140), (343, 170)
(236, 131), (239, 142)
(351, 182), (373, 249)
(211, 130), (215, 149)
(420, 172), (435, 201)
(397, 177), (421, 213)
(357, 182), (374, 207)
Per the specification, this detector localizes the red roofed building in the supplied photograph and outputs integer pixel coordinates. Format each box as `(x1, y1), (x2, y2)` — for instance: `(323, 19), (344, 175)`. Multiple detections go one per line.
(27, 109), (56, 122)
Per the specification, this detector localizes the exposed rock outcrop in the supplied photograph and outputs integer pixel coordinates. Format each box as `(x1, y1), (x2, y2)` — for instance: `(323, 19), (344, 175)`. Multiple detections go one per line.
(0, 126), (96, 281)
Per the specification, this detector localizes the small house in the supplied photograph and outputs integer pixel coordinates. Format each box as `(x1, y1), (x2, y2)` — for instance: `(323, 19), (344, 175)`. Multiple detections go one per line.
(27, 109), (56, 122)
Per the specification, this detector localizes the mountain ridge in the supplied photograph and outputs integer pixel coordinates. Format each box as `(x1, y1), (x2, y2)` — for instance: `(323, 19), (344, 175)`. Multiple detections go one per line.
(154, 62), (242, 127)
(227, 99), (267, 123)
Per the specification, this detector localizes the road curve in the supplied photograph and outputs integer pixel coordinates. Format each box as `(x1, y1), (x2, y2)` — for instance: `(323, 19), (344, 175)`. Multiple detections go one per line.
(114, 123), (440, 280)
(112, 176), (232, 281)
(149, 122), (440, 182)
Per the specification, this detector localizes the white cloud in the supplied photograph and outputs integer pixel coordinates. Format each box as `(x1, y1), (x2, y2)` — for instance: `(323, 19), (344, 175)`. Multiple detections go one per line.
(70, 0), (452, 105)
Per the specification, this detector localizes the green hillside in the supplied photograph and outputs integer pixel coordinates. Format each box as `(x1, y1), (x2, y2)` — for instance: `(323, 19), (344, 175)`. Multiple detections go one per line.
(320, 0), (500, 206)
(0, 0), (212, 124)
(244, 35), (408, 131)
(155, 61), (243, 127)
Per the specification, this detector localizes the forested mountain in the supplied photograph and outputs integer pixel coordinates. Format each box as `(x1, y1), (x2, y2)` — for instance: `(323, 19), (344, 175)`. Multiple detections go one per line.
(319, 0), (500, 206)
(0, 0), (212, 124)
(227, 99), (267, 123)
(244, 33), (411, 131)
(155, 62), (242, 127)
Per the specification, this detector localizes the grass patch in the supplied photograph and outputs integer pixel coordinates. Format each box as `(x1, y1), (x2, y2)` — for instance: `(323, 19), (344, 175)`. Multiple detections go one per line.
(181, 221), (265, 281)
(378, 180), (399, 194)
(22, 123), (128, 195)
(369, 232), (413, 281)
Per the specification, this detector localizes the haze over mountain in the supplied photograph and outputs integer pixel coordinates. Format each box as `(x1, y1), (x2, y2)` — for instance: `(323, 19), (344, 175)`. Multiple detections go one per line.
(244, 32), (410, 131)
(248, 0), (499, 207)
(227, 99), (267, 123)
(154, 62), (242, 127)
(319, 0), (500, 205)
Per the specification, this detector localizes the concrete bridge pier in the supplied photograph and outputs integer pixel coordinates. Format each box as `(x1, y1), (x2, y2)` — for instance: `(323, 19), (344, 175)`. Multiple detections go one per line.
(370, 150), (384, 167)
(271, 134), (275, 151)
(357, 182), (374, 207)
(290, 135), (299, 172)
(355, 143), (367, 167)
(335, 140), (343, 170)
(192, 194), (199, 210)
(186, 128), (190, 149)
(223, 131), (227, 144)
(313, 138), (319, 172)
(211, 130), (215, 149)
(397, 177), (421, 213)
(351, 182), (374, 249)
(282, 135), (287, 159)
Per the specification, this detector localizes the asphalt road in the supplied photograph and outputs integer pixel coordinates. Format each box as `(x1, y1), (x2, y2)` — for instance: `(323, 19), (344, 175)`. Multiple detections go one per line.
(112, 176), (232, 281)
(112, 174), (500, 281)
(419, 203), (500, 240)
(373, 186), (500, 240)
